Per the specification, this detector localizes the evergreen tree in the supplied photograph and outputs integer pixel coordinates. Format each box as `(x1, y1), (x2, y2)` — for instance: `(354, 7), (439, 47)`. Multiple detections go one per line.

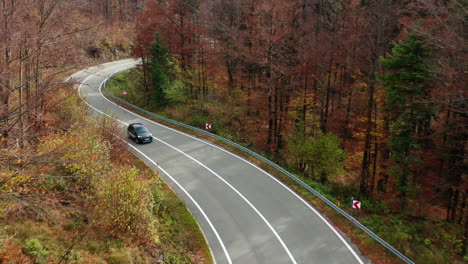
(147, 33), (172, 109)
(379, 33), (436, 212)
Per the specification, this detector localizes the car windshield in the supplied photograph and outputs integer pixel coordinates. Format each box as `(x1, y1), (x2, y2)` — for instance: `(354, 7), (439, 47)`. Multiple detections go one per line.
(135, 126), (149, 134)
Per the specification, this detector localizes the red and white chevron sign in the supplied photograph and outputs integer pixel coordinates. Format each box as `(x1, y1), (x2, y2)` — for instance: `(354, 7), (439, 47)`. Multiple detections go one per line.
(205, 123), (212, 130)
(352, 200), (361, 210)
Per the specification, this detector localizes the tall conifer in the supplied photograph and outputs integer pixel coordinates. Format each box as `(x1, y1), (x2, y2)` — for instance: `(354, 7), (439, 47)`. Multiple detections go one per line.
(380, 33), (435, 212)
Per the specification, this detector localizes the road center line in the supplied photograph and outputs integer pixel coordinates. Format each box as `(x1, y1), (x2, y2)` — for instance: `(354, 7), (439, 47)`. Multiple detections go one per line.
(76, 60), (367, 264)
(123, 138), (223, 264)
(152, 133), (299, 264)
(95, 61), (364, 264)
(93, 63), (299, 264)
(73, 62), (232, 264)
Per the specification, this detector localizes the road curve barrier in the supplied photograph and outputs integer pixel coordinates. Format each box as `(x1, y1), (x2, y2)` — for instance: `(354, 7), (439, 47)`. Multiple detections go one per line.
(99, 64), (415, 264)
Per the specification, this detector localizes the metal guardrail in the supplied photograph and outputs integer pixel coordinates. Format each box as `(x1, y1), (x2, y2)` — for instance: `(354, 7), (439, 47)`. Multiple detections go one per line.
(101, 68), (415, 264)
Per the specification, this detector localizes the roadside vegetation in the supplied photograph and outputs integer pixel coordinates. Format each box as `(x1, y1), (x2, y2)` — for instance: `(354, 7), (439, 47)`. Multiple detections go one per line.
(107, 65), (463, 264)
(0, 88), (212, 264)
(0, 1), (211, 263)
(1, 1), (465, 263)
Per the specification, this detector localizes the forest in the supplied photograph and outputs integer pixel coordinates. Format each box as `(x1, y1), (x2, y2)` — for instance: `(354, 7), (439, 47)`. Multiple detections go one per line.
(0, 1), (211, 263)
(0, 0), (466, 263)
(111, 0), (466, 263)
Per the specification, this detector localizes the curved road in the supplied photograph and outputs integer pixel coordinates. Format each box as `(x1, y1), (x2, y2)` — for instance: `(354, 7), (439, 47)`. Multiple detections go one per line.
(69, 59), (366, 264)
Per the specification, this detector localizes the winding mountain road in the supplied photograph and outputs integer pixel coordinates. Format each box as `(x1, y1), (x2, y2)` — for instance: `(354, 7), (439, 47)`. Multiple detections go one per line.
(69, 59), (366, 264)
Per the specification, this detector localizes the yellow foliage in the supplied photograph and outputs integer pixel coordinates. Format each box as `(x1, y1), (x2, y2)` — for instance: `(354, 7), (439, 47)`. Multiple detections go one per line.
(357, 82), (368, 88)
(94, 166), (157, 241)
(1, 174), (32, 191)
(38, 122), (111, 175)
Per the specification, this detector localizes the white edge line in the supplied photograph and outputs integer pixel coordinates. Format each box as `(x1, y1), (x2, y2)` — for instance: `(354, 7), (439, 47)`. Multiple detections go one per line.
(151, 133), (298, 264)
(73, 63), (232, 264)
(93, 64), (298, 264)
(80, 61), (365, 264)
(124, 140), (223, 264)
(96, 62), (365, 264)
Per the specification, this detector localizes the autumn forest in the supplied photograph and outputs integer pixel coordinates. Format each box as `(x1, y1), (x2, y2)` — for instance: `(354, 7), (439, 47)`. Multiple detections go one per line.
(130, 0), (467, 262)
(1, 0), (467, 263)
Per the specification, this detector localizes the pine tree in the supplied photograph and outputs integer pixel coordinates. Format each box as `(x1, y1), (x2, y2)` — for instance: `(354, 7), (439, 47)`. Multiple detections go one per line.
(147, 33), (172, 109)
(379, 33), (436, 212)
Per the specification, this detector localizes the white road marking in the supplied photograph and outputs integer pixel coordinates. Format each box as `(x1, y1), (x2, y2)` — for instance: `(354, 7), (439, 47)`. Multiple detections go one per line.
(76, 60), (365, 264)
(74, 62), (231, 264)
(123, 139), (221, 264)
(152, 131), (299, 264)
(92, 63), (298, 264)
(98, 62), (365, 264)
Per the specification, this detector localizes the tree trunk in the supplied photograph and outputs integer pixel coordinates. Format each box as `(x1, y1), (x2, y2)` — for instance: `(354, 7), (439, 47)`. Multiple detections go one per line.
(343, 89), (353, 144)
(400, 173), (408, 212)
(104, 0), (110, 23)
(451, 189), (460, 222)
(118, 0), (125, 22)
(1, 0), (12, 147)
(458, 191), (466, 224)
(322, 57), (333, 133)
(179, 12), (186, 67)
(331, 64), (338, 113)
(447, 188), (453, 221)
(142, 57), (150, 107)
(273, 83), (278, 150)
(18, 42), (24, 148)
(370, 142), (378, 193)
(370, 100), (379, 193)
(338, 65), (345, 107)
(225, 52), (235, 90)
(462, 203), (468, 258)
(400, 147), (411, 212)
(360, 82), (375, 195)
(276, 83), (285, 155)
(302, 63), (309, 128)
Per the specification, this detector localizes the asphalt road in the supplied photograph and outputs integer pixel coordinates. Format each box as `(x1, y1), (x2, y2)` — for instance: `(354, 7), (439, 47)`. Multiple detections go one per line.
(69, 59), (366, 264)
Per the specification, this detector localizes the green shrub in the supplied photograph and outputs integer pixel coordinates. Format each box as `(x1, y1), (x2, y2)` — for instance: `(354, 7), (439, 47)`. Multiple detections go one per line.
(41, 177), (69, 192)
(106, 247), (151, 264)
(288, 131), (345, 183)
(361, 199), (388, 215)
(83, 240), (105, 254)
(22, 239), (49, 264)
(62, 250), (82, 264)
(12, 222), (52, 242)
(106, 248), (132, 264)
(95, 167), (155, 238)
(361, 215), (385, 233)
(330, 183), (359, 199)
(166, 79), (190, 104)
(163, 250), (194, 264)
(187, 112), (207, 128)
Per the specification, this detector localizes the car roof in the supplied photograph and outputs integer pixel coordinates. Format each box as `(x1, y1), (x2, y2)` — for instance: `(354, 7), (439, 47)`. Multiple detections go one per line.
(130, 123), (144, 127)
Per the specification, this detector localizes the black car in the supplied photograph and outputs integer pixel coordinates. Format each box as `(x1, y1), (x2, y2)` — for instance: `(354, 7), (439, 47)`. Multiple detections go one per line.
(127, 123), (153, 144)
